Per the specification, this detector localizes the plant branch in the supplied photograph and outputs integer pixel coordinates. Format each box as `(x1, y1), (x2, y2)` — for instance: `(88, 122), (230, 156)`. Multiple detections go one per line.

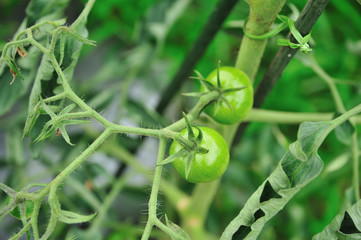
(235, 0), (287, 79)
(233, 0), (330, 147)
(244, 109), (361, 124)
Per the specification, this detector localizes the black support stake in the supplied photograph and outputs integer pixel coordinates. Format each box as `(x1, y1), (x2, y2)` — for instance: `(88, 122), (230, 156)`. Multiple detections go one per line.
(156, 0), (239, 114)
(232, 0), (330, 148)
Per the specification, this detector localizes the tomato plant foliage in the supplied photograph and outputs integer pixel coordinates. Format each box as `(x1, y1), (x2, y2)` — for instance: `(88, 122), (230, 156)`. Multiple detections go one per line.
(0, 0), (361, 240)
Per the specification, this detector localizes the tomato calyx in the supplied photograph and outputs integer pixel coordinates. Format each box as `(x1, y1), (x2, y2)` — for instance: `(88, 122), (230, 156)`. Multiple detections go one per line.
(158, 113), (208, 180)
(184, 61), (248, 116)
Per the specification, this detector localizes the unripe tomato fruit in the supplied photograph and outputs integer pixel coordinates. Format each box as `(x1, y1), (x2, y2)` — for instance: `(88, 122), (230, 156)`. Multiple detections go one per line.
(201, 66), (253, 125)
(170, 127), (229, 183)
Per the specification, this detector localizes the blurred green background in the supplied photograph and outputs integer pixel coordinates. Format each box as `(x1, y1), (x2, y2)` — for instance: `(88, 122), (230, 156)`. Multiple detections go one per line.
(0, 0), (360, 239)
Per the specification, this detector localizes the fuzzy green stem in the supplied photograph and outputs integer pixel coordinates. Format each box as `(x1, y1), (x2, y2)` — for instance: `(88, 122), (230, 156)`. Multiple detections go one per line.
(9, 221), (32, 240)
(37, 129), (112, 199)
(245, 109), (361, 124)
(235, 0), (286, 80)
(71, 0), (96, 29)
(166, 91), (219, 132)
(142, 138), (179, 240)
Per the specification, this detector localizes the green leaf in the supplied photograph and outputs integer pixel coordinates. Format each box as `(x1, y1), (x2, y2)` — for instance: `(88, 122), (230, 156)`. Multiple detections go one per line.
(28, 55), (56, 113)
(220, 117), (349, 240)
(6, 128), (25, 167)
(0, 0), (70, 116)
(165, 215), (191, 240)
(34, 121), (56, 142)
(23, 102), (42, 137)
(297, 121), (333, 155)
(58, 210), (96, 224)
(312, 200), (361, 239)
(334, 113), (355, 145)
(4, 57), (24, 81)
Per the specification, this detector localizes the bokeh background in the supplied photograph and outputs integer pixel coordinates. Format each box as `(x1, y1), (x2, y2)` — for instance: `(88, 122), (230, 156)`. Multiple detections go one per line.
(0, 0), (361, 239)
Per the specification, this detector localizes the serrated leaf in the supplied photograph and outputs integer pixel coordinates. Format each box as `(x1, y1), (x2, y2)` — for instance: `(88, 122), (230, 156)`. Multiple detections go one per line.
(58, 210), (96, 224)
(165, 215), (191, 240)
(6, 57), (24, 81)
(220, 115), (353, 240)
(28, 53), (56, 113)
(312, 200), (361, 239)
(288, 141), (307, 162)
(23, 102), (42, 137)
(0, 0), (69, 116)
(34, 121), (56, 142)
(297, 121), (333, 155)
(284, 152), (324, 187)
(334, 113), (354, 145)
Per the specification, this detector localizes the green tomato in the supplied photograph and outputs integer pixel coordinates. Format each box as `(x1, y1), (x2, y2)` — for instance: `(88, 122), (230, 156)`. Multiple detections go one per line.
(201, 66), (253, 125)
(6, 196), (34, 219)
(170, 127), (229, 183)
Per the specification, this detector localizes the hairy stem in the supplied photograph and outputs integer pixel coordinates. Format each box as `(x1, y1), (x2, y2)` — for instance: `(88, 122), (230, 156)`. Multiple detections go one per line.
(235, 0), (287, 80)
(141, 138), (181, 240)
(37, 129), (113, 199)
